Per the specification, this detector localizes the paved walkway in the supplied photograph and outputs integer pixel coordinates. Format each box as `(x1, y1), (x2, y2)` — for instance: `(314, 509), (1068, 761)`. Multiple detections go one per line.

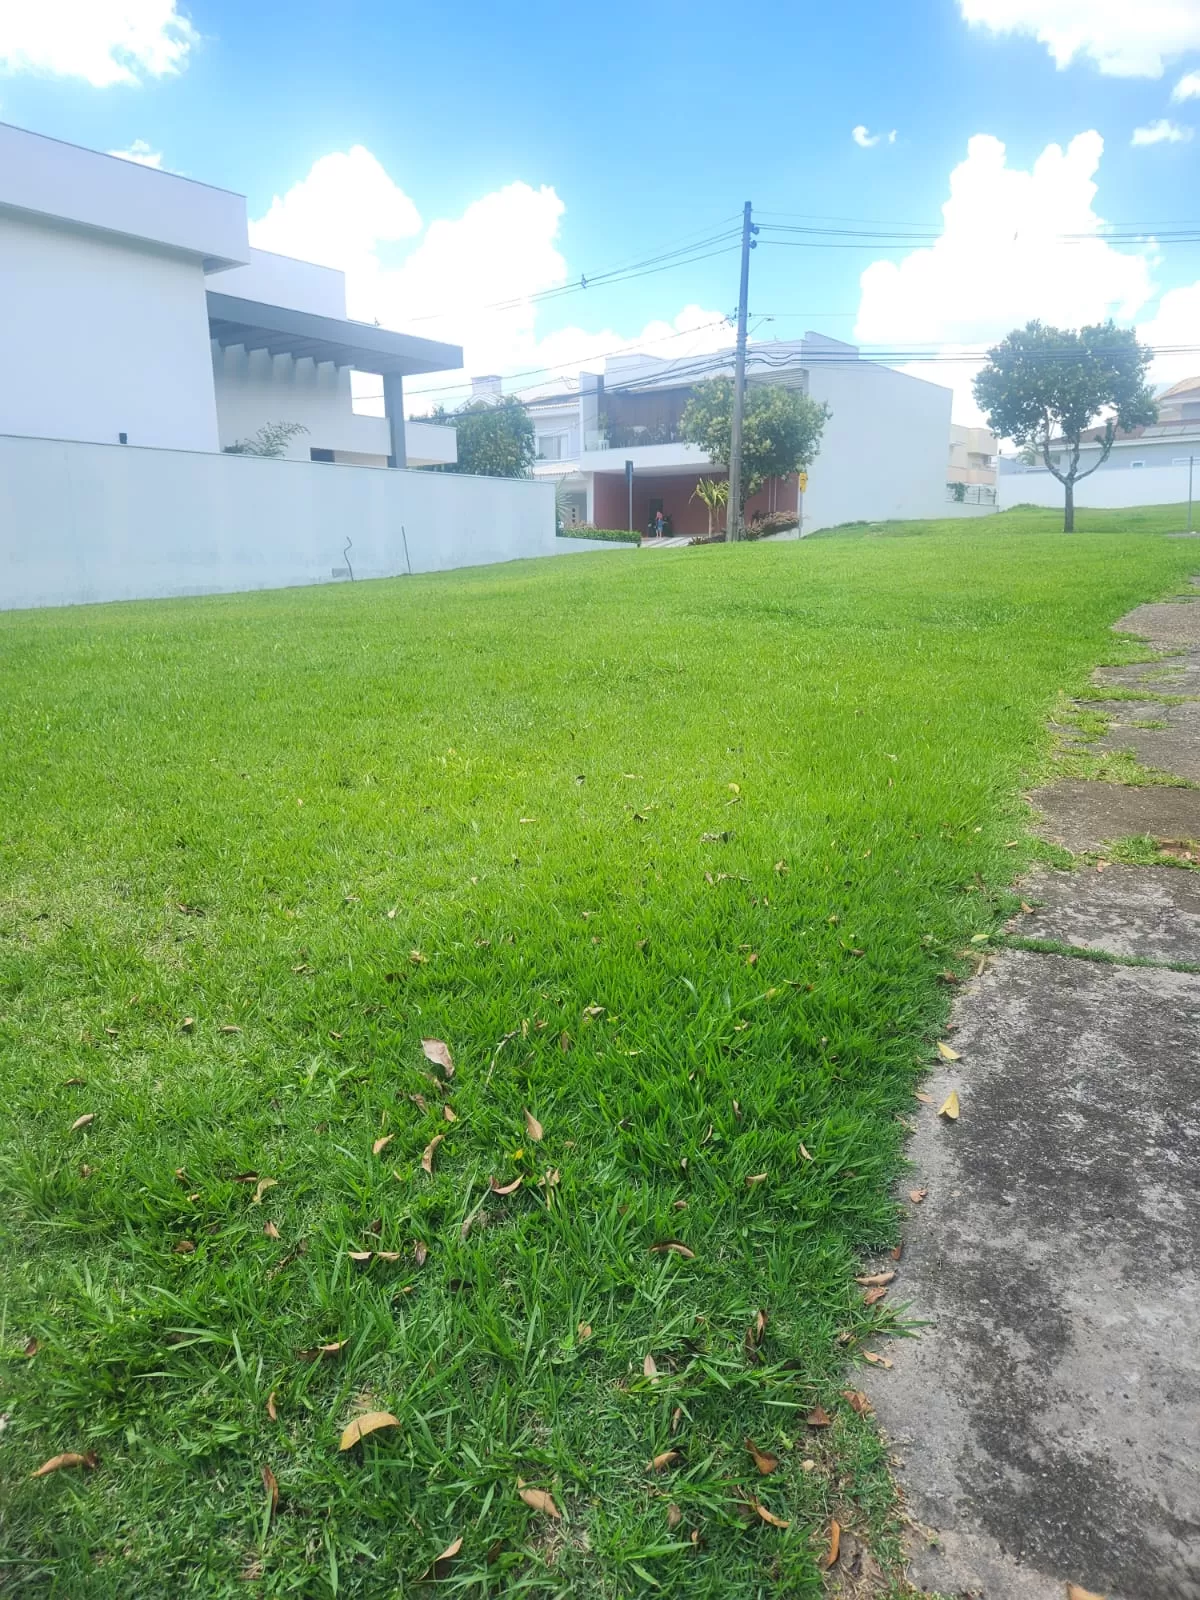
(868, 583), (1200, 1599)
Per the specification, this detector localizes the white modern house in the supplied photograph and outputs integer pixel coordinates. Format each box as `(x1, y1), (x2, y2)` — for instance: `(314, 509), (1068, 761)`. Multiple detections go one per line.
(528, 335), (954, 535)
(0, 122), (558, 609)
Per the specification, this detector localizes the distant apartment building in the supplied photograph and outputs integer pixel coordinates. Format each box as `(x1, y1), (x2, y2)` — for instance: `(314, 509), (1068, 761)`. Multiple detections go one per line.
(524, 334), (954, 536)
(948, 423), (997, 485)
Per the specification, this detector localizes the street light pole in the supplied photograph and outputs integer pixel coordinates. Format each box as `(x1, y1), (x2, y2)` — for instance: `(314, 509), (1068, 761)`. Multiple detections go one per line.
(726, 201), (756, 542)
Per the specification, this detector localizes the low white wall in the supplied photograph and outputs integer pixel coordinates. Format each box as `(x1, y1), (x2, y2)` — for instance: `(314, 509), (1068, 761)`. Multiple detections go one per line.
(553, 536), (639, 553)
(1000, 461), (1195, 511)
(0, 435), (556, 611)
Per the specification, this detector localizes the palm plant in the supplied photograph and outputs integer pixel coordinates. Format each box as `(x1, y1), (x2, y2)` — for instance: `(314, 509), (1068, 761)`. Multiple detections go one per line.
(691, 477), (729, 536)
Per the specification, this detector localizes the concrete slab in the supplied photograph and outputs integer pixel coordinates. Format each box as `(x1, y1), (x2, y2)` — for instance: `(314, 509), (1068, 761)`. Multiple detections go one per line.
(1028, 780), (1200, 853)
(1092, 659), (1200, 694)
(1093, 698), (1200, 783)
(1011, 865), (1200, 962)
(1078, 699), (1171, 721)
(1115, 598), (1200, 649)
(869, 952), (1200, 1600)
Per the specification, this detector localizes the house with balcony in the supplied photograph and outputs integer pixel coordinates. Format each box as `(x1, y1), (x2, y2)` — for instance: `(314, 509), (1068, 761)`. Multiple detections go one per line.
(1000, 376), (1200, 478)
(528, 334), (954, 536)
(946, 423), (998, 507)
(0, 121), (459, 470)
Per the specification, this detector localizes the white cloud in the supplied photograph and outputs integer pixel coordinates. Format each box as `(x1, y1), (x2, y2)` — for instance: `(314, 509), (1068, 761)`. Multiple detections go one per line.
(250, 145), (729, 411)
(1172, 69), (1200, 99)
(1136, 279), (1200, 389)
(108, 139), (163, 167)
(959, 0), (1200, 76)
(856, 131), (1159, 424)
(852, 125), (895, 148)
(1132, 118), (1193, 145)
(0, 1), (196, 87)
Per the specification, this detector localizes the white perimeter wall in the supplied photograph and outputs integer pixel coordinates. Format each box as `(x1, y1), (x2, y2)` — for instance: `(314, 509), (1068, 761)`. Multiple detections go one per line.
(0, 435), (557, 610)
(0, 213), (221, 452)
(803, 364), (952, 531)
(999, 461), (1196, 512)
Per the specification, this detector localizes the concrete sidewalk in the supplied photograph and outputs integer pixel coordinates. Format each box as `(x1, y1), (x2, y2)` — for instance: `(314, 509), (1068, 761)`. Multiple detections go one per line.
(868, 583), (1200, 1599)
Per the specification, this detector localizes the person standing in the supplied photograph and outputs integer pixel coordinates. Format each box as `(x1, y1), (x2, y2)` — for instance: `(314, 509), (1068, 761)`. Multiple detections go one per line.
(653, 508), (665, 539)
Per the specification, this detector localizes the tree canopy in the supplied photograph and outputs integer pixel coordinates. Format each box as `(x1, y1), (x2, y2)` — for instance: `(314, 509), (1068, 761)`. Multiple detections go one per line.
(973, 320), (1157, 531)
(680, 380), (829, 534)
(429, 396), (536, 478)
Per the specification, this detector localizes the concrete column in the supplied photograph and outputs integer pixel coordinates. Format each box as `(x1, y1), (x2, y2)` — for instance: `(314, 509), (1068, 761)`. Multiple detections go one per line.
(383, 373), (406, 468)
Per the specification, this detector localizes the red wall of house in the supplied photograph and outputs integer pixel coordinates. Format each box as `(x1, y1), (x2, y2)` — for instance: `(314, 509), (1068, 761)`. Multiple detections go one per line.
(593, 472), (629, 530)
(591, 471), (799, 536)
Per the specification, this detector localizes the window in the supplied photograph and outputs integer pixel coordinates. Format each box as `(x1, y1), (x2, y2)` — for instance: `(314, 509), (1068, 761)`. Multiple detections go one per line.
(1129, 460), (1145, 469)
(537, 434), (565, 461)
(310, 447), (335, 463)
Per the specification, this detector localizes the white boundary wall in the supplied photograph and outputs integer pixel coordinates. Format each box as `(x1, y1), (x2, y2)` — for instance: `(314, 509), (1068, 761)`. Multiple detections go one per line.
(0, 435), (556, 611)
(999, 461), (1194, 512)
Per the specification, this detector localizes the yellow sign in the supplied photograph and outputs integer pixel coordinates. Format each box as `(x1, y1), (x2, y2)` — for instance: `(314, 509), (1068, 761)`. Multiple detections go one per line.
(798, 471), (808, 492)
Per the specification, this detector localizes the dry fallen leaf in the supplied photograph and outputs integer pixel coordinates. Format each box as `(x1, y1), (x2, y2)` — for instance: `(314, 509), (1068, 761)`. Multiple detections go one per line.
(298, 1340), (348, 1363)
(862, 1350), (892, 1368)
(372, 1134), (394, 1157)
(421, 1038), (454, 1077)
(263, 1221), (280, 1240)
(862, 1286), (888, 1306)
(251, 1177), (278, 1205)
(643, 1354), (659, 1382)
(443, 1105), (457, 1123)
(667, 1503), (683, 1530)
(577, 1321), (592, 1340)
(751, 1499), (789, 1529)
(821, 1519), (841, 1569)
(262, 1463), (279, 1520)
(339, 1411), (400, 1451)
(650, 1241), (696, 1260)
(745, 1172), (768, 1187)
(798, 1142), (813, 1162)
(489, 1175), (522, 1195)
(173, 1240), (196, 1255)
(855, 1271), (896, 1287)
(266, 1392), (278, 1422)
(646, 1450), (679, 1472)
(32, 1451), (98, 1478)
(806, 1405), (832, 1428)
(670, 1406), (683, 1435)
(523, 1108), (544, 1142)
(422, 1537), (464, 1581)
(559, 1030), (572, 1052)
(745, 1437), (780, 1475)
(843, 1390), (873, 1415)
(938, 1091), (961, 1121)
(915, 1092), (934, 1104)
(180, 1017), (195, 1033)
(70, 1114), (95, 1133)
(909, 1187), (928, 1204)
(349, 1250), (373, 1267)
(219, 1024), (242, 1035)
(409, 1093), (429, 1115)
(1065, 1587), (1106, 1600)
(936, 1040), (960, 1061)
(517, 1482), (561, 1519)
(421, 1134), (445, 1176)
(24, 1337), (39, 1358)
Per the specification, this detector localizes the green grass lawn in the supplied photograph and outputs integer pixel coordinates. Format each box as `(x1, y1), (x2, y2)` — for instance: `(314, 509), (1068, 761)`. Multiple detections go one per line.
(1, 506), (1195, 1598)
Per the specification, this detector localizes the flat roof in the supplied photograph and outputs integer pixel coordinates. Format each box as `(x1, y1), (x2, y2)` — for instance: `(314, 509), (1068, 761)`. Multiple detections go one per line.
(207, 293), (462, 376)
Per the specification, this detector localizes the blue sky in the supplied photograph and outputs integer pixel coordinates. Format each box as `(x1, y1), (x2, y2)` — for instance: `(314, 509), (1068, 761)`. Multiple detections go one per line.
(4, 1), (1200, 418)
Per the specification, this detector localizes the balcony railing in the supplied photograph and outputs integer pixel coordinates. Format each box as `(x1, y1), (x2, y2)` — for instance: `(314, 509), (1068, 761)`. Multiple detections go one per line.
(584, 422), (689, 451)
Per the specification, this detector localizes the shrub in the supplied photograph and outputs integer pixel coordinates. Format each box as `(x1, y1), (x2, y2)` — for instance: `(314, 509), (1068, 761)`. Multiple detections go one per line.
(948, 481), (968, 502)
(745, 510), (800, 538)
(556, 525), (641, 545)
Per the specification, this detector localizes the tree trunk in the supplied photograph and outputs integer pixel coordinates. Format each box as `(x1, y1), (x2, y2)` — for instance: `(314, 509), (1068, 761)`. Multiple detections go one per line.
(1064, 479), (1075, 533)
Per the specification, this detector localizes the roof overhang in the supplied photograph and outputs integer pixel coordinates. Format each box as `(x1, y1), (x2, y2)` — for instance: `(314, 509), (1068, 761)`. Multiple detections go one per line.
(207, 292), (461, 376)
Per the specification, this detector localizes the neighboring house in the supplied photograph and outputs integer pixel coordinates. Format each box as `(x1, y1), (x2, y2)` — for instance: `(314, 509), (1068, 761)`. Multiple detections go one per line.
(526, 334), (953, 535)
(0, 121), (459, 469)
(1000, 376), (1200, 476)
(948, 424), (997, 485)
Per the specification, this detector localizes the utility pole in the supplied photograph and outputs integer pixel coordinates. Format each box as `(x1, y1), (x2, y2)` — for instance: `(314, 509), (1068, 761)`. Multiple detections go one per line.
(726, 200), (756, 542)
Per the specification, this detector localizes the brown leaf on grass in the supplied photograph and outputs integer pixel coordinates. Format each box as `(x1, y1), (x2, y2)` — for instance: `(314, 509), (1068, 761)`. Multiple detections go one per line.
(298, 1340), (348, 1363)
(559, 1030), (572, 1052)
(577, 1321), (592, 1340)
(750, 1499), (789, 1529)
(443, 1105), (457, 1123)
(173, 1240), (196, 1255)
(862, 1286), (889, 1307)
(908, 1187), (928, 1204)
(643, 1354), (659, 1382)
(262, 1464), (279, 1519)
(650, 1241), (695, 1260)
(338, 1411), (400, 1451)
(410, 949), (428, 966)
(745, 1172), (768, 1187)
(806, 1405), (833, 1428)
(263, 1221), (281, 1240)
(421, 1038), (453, 1077)
(856, 1271), (896, 1286)
(62, 1077), (87, 1087)
(936, 1040), (960, 1061)
(690, 1528), (702, 1546)
(891, 1242), (903, 1261)
(231, 1172), (259, 1183)
(583, 1004), (605, 1019)
(670, 1406), (683, 1434)
(862, 1350), (892, 1368)
(220, 1024), (242, 1035)
(413, 1240), (428, 1267)
(843, 1390), (873, 1415)
(250, 1177), (278, 1205)
(180, 1017), (195, 1033)
(489, 1175), (522, 1195)
(516, 1481), (561, 1519)
(70, 1114), (95, 1133)
(24, 1338), (39, 1358)
(821, 1519), (841, 1569)
(646, 1450), (679, 1472)
(938, 1091), (960, 1120)
(266, 1392), (278, 1422)
(523, 1108), (544, 1142)
(421, 1537), (464, 1580)
(745, 1437), (781, 1475)
(1065, 1587), (1106, 1600)
(798, 1142), (813, 1161)
(349, 1251), (373, 1267)
(409, 1093), (430, 1115)
(421, 1134), (445, 1176)
(1020, 900), (1035, 914)
(372, 1134), (394, 1157)
(31, 1451), (98, 1478)
(667, 1502), (683, 1530)
(374, 1251), (402, 1263)
(745, 952), (758, 966)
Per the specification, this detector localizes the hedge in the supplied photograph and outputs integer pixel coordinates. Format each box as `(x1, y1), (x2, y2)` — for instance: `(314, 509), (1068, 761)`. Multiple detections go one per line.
(556, 527), (642, 545)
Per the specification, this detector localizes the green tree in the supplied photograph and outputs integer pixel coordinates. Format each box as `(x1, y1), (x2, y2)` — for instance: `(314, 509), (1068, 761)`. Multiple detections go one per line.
(973, 320), (1157, 532)
(680, 379), (829, 539)
(430, 396), (536, 478)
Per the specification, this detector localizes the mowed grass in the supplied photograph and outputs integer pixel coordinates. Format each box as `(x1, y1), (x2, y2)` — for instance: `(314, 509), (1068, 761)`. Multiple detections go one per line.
(0, 506), (1195, 1597)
